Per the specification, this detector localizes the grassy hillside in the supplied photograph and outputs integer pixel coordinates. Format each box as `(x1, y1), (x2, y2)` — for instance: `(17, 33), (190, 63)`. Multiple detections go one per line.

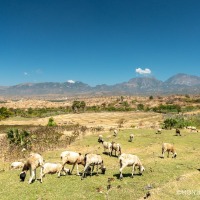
(0, 129), (200, 200)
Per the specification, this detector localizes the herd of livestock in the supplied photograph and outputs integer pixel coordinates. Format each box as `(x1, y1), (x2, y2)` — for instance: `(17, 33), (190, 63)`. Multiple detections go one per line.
(8, 127), (189, 185)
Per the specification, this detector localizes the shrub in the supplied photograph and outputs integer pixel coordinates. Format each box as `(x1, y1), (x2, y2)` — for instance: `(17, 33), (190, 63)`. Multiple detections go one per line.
(149, 95), (153, 100)
(47, 117), (57, 126)
(153, 104), (181, 113)
(162, 116), (192, 129)
(72, 101), (86, 113)
(137, 104), (144, 111)
(7, 128), (31, 149)
(0, 107), (13, 120)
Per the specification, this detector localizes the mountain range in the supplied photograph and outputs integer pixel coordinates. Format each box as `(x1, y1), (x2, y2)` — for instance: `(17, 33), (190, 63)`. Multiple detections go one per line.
(0, 73), (200, 96)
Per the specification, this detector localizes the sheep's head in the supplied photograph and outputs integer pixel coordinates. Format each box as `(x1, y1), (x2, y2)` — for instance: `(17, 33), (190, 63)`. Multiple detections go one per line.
(20, 171), (26, 182)
(98, 138), (103, 143)
(139, 166), (145, 174)
(87, 166), (92, 173)
(64, 168), (70, 175)
(101, 166), (106, 174)
(173, 153), (177, 158)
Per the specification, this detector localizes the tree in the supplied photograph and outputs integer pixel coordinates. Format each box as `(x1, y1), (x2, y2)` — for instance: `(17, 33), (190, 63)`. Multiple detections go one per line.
(137, 104), (144, 111)
(149, 95), (153, 100)
(72, 101), (86, 113)
(0, 107), (12, 120)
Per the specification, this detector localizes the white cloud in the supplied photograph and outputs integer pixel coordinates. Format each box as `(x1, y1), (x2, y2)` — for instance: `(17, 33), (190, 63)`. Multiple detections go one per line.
(135, 68), (151, 75)
(67, 80), (75, 84)
(24, 72), (28, 76)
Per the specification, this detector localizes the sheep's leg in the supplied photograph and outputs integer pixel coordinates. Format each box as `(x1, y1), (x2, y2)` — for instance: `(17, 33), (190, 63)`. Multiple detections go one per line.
(167, 151), (169, 158)
(76, 163), (80, 176)
(40, 168), (43, 183)
(119, 164), (126, 180)
(29, 169), (35, 184)
(118, 149), (121, 157)
(70, 163), (76, 175)
(96, 164), (99, 176)
(104, 146), (106, 153)
(58, 170), (61, 178)
(131, 164), (136, 178)
(162, 148), (165, 158)
(81, 164), (88, 180)
(90, 165), (94, 176)
(35, 169), (37, 181)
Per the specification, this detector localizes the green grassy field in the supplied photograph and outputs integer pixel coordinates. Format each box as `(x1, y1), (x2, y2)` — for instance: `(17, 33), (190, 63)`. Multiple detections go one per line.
(0, 129), (200, 200)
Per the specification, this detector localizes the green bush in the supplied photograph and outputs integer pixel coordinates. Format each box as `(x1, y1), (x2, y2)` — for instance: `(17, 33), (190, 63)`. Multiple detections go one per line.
(72, 101), (86, 113)
(153, 104), (181, 113)
(47, 117), (57, 126)
(0, 107), (13, 120)
(149, 95), (153, 100)
(7, 128), (31, 148)
(162, 116), (192, 129)
(137, 104), (144, 111)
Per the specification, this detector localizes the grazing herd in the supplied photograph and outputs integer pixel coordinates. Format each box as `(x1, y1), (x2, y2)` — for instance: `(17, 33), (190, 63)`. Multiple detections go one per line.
(10, 128), (190, 184)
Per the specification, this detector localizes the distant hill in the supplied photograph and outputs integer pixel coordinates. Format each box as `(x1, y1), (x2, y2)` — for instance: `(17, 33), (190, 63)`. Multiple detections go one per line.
(165, 73), (200, 86)
(0, 73), (200, 96)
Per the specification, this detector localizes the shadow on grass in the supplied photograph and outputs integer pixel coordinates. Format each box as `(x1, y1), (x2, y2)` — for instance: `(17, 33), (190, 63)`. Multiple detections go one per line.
(113, 173), (143, 179)
(103, 152), (111, 156)
(79, 172), (105, 179)
(103, 152), (118, 157)
(158, 156), (164, 159)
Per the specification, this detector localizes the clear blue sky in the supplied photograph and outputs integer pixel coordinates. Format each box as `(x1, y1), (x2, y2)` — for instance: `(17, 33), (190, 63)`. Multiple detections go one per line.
(1, 0), (200, 86)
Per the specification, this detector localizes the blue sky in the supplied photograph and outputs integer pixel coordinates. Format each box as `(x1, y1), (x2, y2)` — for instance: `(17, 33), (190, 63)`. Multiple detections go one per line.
(0, 0), (200, 86)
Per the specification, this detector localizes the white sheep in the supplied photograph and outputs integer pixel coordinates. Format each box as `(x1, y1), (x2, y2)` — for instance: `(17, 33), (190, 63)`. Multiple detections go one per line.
(10, 161), (24, 170)
(19, 153), (44, 184)
(40, 162), (70, 183)
(119, 153), (145, 180)
(98, 135), (103, 140)
(156, 128), (162, 134)
(113, 129), (118, 137)
(162, 143), (177, 158)
(186, 126), (198, 132)
(81, 153), (106, 180)
(191, 126), (198, 132)
(129, 134), (134, 142)
(98, 136), (112, 156)
(61, 151), (85, 175)
(111, 141), (122, 157)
